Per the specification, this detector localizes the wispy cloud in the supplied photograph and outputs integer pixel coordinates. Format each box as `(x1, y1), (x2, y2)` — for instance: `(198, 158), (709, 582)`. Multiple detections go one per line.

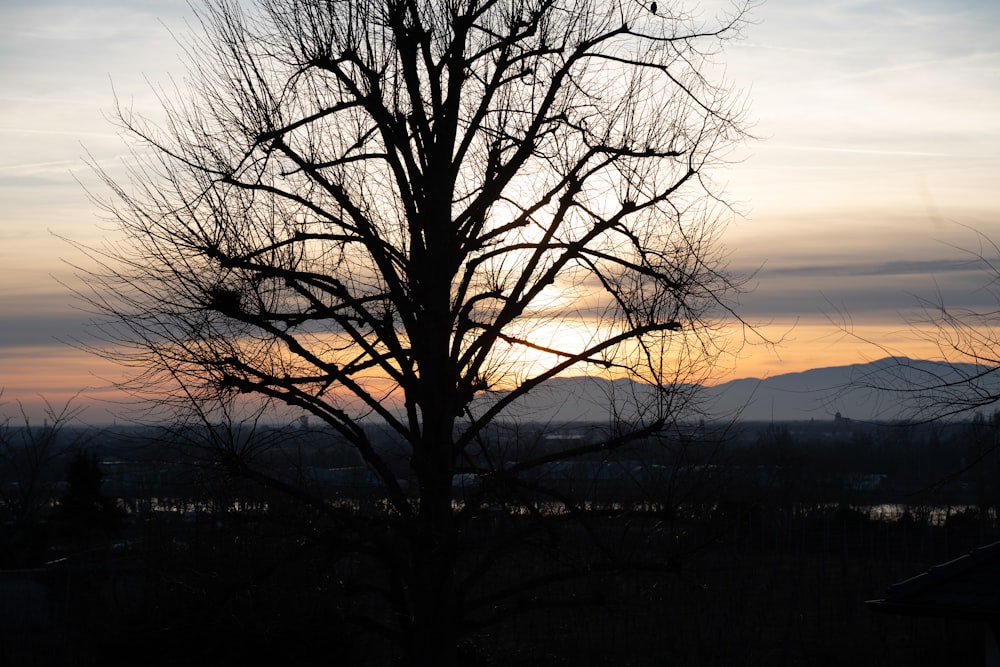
(0, 127), (117, 139)
(767, 144), (953, 158)
(767, 258), (988, 279)
(0, 315), (96, 348)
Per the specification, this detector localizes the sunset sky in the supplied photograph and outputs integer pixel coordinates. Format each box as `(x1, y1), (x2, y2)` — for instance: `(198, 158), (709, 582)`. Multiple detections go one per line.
(1, 0), (999, 422)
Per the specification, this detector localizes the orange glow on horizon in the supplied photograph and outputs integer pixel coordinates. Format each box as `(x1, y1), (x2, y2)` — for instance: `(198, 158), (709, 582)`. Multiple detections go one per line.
(1, 317), (963, 424)
(708, 320), (958, 385)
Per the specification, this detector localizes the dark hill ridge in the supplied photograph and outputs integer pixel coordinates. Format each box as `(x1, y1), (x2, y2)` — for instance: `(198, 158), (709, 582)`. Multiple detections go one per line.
(471, 358), (1000, 423)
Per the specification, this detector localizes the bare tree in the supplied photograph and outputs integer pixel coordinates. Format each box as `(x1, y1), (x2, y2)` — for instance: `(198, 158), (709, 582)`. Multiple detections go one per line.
(846, 231), (1000, 422)
(75, 0), (751, 663)
(0, 395), (86, 566)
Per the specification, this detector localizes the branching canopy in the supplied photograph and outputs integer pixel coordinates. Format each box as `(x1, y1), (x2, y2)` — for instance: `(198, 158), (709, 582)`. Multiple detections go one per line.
(83, 0), (748, 459)
(75, 1), (752, 660)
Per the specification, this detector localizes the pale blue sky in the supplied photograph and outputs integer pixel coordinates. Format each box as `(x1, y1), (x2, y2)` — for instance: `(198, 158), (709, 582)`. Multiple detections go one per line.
(1, 0), (998, 417)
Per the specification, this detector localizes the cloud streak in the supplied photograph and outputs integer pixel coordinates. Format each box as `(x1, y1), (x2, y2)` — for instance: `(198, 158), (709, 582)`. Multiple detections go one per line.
(768, 144), (953, 159)
(765, 258), (988, 279)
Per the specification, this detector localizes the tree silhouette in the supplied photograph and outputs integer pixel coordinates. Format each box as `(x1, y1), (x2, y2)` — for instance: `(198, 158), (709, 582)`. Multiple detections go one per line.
(51, 449), (123, 550)
(0, 396), (96, 566)
(846, 231), (1000, 422)
(76, 0), (752, 663)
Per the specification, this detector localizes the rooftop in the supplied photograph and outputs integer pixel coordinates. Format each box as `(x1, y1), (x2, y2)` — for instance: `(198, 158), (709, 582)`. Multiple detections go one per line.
(867, 540), (1000, 620)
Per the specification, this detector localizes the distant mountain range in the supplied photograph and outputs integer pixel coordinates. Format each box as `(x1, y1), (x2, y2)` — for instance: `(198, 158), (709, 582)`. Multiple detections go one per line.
(700, 357), (1000, 422)
(471, 358), (1000, 423)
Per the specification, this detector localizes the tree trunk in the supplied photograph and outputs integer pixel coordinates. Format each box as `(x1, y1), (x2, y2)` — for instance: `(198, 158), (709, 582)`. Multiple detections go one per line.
(407, 456), (459, 667)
